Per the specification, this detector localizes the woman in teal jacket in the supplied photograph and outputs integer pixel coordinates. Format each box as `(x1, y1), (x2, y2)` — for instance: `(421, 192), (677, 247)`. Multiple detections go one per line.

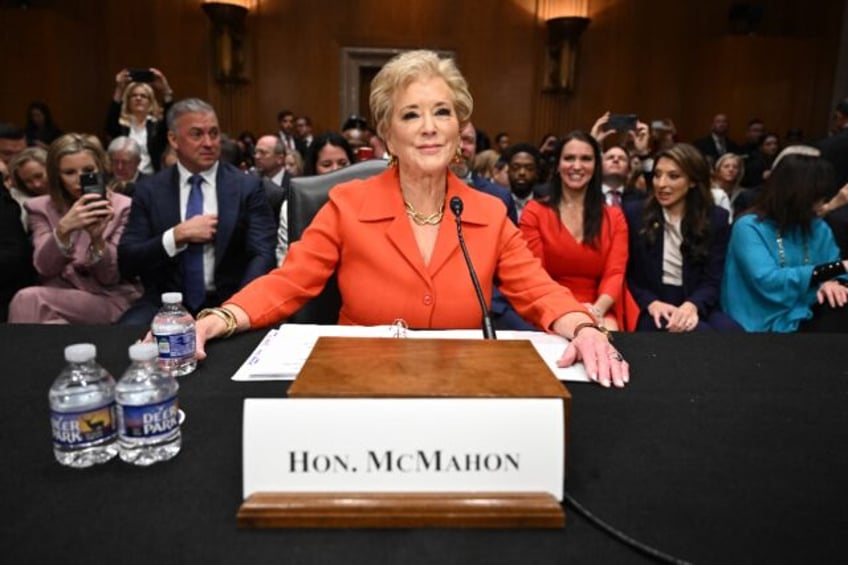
(721, 147), (848, 332)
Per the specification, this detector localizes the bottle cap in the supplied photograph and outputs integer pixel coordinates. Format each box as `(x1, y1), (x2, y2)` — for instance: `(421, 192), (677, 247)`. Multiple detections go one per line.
(162, 292), (183, 304)
(129, 343), (159, 362)
(65, 343), (97, 363)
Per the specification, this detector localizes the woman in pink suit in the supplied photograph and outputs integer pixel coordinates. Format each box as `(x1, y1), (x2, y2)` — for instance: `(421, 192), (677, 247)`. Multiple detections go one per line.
(192, 50), (630, 388)
(520, 131), (638, 332)
(9, 134), (141, 323)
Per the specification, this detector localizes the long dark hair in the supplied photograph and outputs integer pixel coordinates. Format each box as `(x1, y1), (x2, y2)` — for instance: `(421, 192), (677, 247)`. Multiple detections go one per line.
(546, 131), (604, 247)
(640, 143), (713, 264)
(304, 131), (355, 176)
(751, 152), (833, 236)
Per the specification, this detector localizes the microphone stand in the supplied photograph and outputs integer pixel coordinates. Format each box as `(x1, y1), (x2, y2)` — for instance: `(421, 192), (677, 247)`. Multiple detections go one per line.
(450, 196), (497, 340)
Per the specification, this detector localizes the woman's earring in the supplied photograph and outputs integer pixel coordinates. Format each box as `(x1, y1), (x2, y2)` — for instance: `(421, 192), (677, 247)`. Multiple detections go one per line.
(452, 147), (464, 164)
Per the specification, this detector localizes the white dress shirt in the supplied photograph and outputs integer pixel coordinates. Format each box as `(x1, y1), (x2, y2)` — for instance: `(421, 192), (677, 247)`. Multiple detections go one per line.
(162, 161), (220, 292)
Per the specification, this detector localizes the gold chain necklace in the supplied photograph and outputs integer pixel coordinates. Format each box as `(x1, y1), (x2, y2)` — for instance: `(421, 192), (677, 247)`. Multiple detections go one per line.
(776, 229), (810, 267)
(404, 199), (445, 226)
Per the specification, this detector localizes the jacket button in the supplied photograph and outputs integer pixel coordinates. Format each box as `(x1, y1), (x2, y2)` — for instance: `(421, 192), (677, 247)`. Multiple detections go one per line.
(423, 294), (433, 305)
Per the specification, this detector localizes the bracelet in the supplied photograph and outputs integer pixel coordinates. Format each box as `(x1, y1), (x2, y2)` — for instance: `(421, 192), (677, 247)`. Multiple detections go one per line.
(87, 244), (105, 263)
(571, 322), (613, 342)
(810, 261), (847, 286)
(197, 307), (238, 339)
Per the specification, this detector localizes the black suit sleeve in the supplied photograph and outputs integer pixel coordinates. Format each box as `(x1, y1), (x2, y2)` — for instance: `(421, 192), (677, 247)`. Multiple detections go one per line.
(105, 100), (123, 139)
(117, 178), (174, 281)
(238, 177), (277, 286)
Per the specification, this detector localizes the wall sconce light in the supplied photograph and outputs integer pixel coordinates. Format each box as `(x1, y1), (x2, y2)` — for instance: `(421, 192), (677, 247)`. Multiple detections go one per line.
(202, 0), (250, 84)
(543, 16), (590, 94)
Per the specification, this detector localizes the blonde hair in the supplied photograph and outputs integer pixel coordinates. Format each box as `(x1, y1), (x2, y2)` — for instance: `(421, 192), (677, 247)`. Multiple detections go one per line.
(286, 149), (304, 177)
(46, 133), (111, 212)
(712, 152), (745, 191)
(473, 149), (500, 179)
(8, 147), (47, 194)
(369, 50), (473, 140)
(119, 82), (162, 127)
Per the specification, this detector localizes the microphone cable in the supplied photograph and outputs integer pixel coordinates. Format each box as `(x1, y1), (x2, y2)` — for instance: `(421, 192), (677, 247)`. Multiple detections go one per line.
(563, 491), (693, 565)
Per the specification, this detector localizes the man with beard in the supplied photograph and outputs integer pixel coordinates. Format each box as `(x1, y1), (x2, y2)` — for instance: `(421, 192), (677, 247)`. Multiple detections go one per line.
(450, 121), (517, 225)
(503, 143), (544, 221)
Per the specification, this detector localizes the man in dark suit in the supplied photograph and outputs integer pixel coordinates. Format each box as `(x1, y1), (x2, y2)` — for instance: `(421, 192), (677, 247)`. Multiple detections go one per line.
(451, 122), (532, 331)
(818, 97), (848, 257)
(118, 98), (277, 324)
(253, 134), (290, 226)
(0, 189), (35, 321)
(277, 110), (307, 157)
(107, 136), (147, 198)
(818, 98), (848, 190)
(451, 121), (518, 225)
(693, 113), (742, 165)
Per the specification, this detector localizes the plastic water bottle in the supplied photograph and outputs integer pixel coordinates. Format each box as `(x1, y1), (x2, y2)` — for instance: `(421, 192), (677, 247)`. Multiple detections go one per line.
(116, 343), (181, 466)
(151, 292), (196, 377)
(48, 343), (118, 468)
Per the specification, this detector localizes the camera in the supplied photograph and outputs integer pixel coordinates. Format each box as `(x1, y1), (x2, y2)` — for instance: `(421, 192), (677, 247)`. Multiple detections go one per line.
(80, 172), (106, 199)
(128, 68), (155, 83)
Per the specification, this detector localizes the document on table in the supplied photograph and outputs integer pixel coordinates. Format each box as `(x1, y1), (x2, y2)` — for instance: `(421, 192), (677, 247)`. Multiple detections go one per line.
(231, 324), (589, 383)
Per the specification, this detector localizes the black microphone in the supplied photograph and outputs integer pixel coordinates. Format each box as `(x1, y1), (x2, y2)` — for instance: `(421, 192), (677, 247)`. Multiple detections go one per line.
(450, 196), (497, 340)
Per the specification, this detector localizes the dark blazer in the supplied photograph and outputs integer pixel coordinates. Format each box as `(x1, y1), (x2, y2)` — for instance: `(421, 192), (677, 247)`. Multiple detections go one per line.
(623, 201), (730, 317)
(0, 191), (36, 321)
(817, 127), (848, 191)
(260, 171), (291, 226)
(471, 175), (518, 226)
(818, 128), (848, 258)
(105, 100), (172, 172)
(693, 134), (742, 163)
(118, 162), (277, 312)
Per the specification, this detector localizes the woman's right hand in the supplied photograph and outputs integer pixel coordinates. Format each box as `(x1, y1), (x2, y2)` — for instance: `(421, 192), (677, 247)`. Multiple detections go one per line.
(590, 111), (615, 143)
(56, 194), (111, 243)
(114, 69), (130, 101)
(647, 300), (677, 330)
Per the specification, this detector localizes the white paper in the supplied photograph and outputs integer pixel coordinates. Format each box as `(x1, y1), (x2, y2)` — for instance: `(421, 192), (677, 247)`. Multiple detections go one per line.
(243, 398), (565, 500)
(230, 324), (589, 383)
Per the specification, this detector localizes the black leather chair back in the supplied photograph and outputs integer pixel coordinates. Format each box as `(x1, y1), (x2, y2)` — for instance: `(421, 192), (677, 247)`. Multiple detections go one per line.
(286, 159), (389, 324)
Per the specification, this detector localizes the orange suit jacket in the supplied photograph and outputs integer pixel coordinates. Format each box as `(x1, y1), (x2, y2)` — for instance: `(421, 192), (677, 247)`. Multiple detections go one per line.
(228, 168), (585, 330)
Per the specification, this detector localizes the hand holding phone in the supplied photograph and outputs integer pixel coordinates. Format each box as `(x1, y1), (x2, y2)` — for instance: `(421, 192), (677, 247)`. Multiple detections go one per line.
(80, 172), (106, 200)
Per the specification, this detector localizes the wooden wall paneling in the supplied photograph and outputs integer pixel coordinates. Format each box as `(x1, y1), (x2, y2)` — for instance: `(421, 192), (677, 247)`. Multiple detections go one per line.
(0, 0), (843, 154)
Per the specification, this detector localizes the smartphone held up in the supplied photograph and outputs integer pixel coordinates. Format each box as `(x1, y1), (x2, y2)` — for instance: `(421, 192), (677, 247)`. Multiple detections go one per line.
(606, 114), (638, 132)
(128, 68), (155, 83)
(80, 172), (106, 199)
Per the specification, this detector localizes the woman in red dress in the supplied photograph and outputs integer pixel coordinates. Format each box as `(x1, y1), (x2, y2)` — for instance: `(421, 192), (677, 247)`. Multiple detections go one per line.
(520, 131), (637, 331)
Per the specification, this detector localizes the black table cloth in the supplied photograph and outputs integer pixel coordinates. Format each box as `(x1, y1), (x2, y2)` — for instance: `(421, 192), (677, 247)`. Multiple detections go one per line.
(3, 324), (847, 564)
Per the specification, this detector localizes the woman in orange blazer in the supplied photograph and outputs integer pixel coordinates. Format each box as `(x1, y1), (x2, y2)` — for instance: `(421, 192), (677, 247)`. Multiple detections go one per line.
(195, 50), (630, 388)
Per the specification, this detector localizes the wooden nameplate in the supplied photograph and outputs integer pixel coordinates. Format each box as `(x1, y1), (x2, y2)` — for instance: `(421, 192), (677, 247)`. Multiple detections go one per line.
(237, 491), (564, 529)
(240, 337), (569, 529)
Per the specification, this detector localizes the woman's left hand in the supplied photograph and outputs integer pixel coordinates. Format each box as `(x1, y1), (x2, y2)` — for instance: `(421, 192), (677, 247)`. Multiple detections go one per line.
(150, 68), (172, 99)
(817, 280), (848, 308)
(554, 315), (629, 388)
(85, 201), (114, 241)
(666, 301), (699, 333)
(629, 121), (651, 154)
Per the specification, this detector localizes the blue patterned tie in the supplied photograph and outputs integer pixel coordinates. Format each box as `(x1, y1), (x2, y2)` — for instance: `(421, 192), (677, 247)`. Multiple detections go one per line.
(183, 174), (205, 311)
